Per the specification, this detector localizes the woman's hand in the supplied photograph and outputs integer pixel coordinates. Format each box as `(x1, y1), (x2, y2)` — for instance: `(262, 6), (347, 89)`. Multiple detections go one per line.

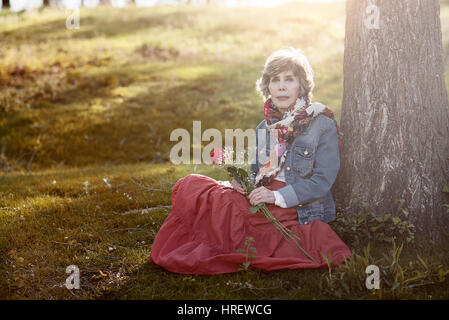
(248, 186), (275, 206)
(231, 178), (247, 196)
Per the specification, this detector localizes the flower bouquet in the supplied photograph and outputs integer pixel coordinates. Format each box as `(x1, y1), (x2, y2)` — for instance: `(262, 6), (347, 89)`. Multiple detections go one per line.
(210, 147), (318, 264)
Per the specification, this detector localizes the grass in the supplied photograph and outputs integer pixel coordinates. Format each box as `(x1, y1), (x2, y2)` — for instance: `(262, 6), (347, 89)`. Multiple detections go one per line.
(1, 2), (449, 299)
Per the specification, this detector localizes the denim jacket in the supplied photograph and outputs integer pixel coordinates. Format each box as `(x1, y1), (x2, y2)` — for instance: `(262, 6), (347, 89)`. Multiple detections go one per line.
(250, 114), (340, 225)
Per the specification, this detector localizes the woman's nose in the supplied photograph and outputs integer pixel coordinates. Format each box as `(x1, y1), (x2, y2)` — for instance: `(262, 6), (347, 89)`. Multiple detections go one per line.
(279, 81), (287, 90)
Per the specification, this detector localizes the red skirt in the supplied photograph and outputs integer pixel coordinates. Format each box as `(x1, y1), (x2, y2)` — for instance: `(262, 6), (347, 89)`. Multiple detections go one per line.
(149, 173), (351, 274)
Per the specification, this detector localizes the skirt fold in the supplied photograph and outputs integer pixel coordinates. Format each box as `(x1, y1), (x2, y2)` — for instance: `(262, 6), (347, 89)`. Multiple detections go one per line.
(149, 173), (351, 274)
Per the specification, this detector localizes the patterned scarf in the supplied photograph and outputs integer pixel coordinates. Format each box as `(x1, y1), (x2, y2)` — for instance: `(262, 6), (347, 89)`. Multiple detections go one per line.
(254, 96), (343, 187)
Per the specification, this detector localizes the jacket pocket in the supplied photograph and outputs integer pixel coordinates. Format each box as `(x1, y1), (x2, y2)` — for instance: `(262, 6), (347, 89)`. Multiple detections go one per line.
(292, 144), (314, 177)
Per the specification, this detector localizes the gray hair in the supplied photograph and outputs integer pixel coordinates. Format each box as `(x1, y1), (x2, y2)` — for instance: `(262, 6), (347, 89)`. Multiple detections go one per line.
(256, 47), (315, 101)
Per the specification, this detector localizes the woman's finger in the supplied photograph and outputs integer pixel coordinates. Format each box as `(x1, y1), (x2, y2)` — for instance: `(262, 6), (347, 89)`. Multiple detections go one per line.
(233, 182), (246, 195)
(232, 182), (241, 190)
(232, 179), (244, 190)
(251, 190), (258, 199)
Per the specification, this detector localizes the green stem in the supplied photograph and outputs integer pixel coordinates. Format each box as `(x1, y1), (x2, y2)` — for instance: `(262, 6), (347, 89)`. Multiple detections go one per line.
(225, 167), (318, 264)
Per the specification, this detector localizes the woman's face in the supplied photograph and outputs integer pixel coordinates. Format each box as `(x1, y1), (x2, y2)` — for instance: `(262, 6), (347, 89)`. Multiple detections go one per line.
(268, 70), (301, 111)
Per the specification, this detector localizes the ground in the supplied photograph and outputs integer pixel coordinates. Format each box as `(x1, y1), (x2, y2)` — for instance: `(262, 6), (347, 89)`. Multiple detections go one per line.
(0, 2), (449, 299)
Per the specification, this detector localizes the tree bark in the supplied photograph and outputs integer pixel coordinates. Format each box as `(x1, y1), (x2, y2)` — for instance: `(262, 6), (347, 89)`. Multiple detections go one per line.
(334, 0), (449, 239)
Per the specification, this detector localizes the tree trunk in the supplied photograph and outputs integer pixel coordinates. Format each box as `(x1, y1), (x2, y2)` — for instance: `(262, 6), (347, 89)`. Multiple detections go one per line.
(334, 0), (449, 239)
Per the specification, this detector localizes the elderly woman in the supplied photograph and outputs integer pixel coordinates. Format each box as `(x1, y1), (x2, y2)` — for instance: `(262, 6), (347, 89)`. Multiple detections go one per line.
(239, 48), (343, 225)
(149, 48), (350, 275)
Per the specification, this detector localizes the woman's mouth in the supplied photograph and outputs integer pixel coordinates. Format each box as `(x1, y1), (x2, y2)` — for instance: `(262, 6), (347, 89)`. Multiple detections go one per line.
(276, 96), (290, 101)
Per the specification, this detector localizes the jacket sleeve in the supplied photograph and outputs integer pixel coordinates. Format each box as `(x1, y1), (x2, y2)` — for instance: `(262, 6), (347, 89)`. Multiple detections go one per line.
(276, 119), (340, 208)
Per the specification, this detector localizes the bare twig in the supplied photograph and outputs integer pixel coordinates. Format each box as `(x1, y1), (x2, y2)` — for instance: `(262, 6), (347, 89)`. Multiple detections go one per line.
(8, 152), (30, 171)
(129, 177), (163, 192)
(0, 143), (11, 172)
(27, 134), (41, 172)
(119, 137), (127, 149)
(112, 205), (171, 216)
(50, 240), (82, 246)
(105, 227), (153, 234)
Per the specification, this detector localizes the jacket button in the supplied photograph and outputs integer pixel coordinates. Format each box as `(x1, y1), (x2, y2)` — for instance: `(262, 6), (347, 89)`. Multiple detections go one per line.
(297, 204), (303, 208)
(286, 167), (291, 171)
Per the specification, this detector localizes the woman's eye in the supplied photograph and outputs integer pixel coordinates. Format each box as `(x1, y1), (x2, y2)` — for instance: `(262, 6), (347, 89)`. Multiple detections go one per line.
(271, 78), (279, 82)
